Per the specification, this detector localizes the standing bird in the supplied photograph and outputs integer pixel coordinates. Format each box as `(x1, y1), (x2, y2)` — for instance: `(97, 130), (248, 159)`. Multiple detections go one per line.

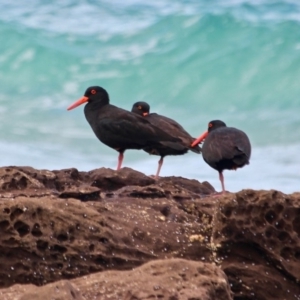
(67, 86), (185, 170)
(191, 120), (251, 194)
(131, 101), (201, 178)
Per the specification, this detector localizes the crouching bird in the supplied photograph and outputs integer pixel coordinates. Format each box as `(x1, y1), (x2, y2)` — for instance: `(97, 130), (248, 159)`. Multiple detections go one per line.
(132, 101), (201, 178)
(191, 120), (251, 194)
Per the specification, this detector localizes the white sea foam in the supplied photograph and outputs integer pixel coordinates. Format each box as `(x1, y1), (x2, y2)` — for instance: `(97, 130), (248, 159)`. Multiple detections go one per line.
(1, 0), (300, 36)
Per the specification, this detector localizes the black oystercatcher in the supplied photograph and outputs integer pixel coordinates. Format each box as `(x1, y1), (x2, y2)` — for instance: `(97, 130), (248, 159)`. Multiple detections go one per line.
(67, 86), (185, 170)
(131, 101), (201, 178)
(191, 120), (251, 194)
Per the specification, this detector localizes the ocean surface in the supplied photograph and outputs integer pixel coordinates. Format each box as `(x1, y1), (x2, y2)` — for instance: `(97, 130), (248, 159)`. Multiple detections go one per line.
(1, 0), (299, 193)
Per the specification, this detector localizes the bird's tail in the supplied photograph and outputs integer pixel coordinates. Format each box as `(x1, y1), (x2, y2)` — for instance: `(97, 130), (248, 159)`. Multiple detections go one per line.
(189, 144), (201, 154)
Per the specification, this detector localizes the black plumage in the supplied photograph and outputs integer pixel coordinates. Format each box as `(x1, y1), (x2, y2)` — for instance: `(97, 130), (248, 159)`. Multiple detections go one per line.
(68, 86), (184, 170)
(132, 101), (201, 177)
(192, 120), (251, 193)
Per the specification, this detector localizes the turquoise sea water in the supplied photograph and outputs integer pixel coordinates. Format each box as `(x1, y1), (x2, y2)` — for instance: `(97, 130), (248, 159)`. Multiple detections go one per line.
(1, 0), (299, 193)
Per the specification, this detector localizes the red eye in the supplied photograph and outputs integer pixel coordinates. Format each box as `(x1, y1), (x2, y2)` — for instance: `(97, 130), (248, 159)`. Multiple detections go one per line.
(91, 89), (96, 95)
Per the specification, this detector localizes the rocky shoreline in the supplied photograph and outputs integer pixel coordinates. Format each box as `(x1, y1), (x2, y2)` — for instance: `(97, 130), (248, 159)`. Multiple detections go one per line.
(0, 166), (299, 299)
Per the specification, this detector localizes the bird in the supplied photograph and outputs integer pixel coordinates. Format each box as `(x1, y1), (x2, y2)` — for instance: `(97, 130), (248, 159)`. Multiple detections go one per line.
(191, 120), (251, 194)
(67, 86), (186, 171)
(131, 101), (201, 178)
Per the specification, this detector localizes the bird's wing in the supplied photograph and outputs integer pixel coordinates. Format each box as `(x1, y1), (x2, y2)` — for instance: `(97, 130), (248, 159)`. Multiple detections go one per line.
(148, 114), (201, 153)
(207, 129), (250, 161)
(97, 111), (181, 144)
(150, 114), (191, 136)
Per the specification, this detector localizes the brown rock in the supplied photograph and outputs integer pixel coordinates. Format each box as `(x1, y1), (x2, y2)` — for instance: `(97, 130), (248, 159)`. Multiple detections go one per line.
(1, 280), (82, 300)
(212, 189), (300, 299)
(89, 167), (156, 191)
(22, 281), (82, 300)
(1, 166), (215, 200)
(1, 259), (232, 300)
(0, 166), (299, 300)
(0, 195), (213, 287)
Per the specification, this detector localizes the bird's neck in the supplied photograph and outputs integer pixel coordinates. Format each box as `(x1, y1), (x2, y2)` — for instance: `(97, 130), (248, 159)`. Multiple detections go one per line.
(86, 99), (108, 111)
(84, 100), (108, 122)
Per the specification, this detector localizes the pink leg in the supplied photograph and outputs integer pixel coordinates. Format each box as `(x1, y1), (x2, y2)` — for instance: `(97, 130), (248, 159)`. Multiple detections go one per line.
(155, 157), (164, 179)
(219, 171), (226, 194)
(117, 152), (124, 170)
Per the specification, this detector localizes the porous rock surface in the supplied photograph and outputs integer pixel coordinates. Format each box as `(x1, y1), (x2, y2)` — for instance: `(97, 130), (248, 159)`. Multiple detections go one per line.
(1, 259), (232, 300)
(0, 166), (299, 300)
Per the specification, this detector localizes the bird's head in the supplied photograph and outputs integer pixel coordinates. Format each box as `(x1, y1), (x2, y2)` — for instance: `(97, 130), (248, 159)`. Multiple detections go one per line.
(207, 120), (227, 133)
(191, 120), (227, 147)
(131, 101), (150, 116)
(67, 86), (109, 110)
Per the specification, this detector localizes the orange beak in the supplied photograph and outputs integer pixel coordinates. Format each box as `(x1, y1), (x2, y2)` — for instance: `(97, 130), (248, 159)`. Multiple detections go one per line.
(191, 131), (208, 147)
(67, 96), (89, 111)
(142, 112), (149, 116)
